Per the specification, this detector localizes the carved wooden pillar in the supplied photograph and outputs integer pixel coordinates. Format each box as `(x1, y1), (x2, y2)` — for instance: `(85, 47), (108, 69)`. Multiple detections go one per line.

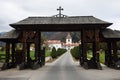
(41, 47), (45, 66)
(105, 50), (109, 65)
(81, 29), (87, 63)
(112, 41), (118, 62)
(38, 32), (41, 65)
(5, 43), (10, 63)
(27, 43), (30, 64)
(94, 29), (100, 62)
(107, 41), (112, 66)
(79, 43), (83, 66)
(22, 31), (27, 62)
(35, 30), (41, 62)
(92, 42), (96, 61)
(11, 43), (15, 64)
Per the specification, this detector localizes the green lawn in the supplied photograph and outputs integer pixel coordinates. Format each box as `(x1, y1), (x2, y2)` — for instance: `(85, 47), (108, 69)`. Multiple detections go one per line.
(30, 50), (51, 60)
(0, 50), (51, 61)
(99, 52), (105, 64)
(30, 51), (35, 60)
(45, 50), (51, 57)
(0, 51), (6, 62)
(0, 51), (5, 58)
(87, 51), (105, 64)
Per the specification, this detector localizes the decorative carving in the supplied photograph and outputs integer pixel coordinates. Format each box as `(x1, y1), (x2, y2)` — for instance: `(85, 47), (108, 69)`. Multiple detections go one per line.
(27, 31), (35, 40)
(85, 30), (94, 40)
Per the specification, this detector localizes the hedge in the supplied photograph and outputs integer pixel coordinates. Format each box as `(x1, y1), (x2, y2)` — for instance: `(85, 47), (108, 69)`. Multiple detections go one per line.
(51, 47), (67, 59)
(70, 46), (81, 60)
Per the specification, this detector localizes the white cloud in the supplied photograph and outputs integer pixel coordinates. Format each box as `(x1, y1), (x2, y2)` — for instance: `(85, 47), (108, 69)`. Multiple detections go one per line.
(0, 0), (120, 32)
(106, 18), (120, 30)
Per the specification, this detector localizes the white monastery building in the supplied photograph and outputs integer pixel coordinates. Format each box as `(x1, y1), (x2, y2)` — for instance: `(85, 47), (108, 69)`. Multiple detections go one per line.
(45, 40), (62, 51)
(45, 33), (80, 50)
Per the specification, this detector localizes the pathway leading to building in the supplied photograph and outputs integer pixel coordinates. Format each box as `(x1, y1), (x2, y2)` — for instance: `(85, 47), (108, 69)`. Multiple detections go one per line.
(0, 51), (120, 80)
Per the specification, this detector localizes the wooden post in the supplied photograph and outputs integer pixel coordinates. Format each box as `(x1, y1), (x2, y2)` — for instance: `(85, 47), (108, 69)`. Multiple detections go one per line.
(41, 47), (45, 66)
(94, 29), (102, 69)
(112, 41), (118, 62)
(81, 29), (88, 68)
(5, 43), (10, 63)
(22, 31), (27, 62)
(27, 43), (30, 64)
(94, 29), (100, 62)
(11, 43), (15, 64)
(82, 29), (87, 62)
(35, 31), (41, 63)
(107, 41), (112, 67)
(93, 42), (96, 61)
(39, 32), (41, 65)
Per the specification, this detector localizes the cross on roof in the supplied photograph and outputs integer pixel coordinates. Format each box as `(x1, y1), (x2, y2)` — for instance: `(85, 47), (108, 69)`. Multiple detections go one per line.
(57, 6), (64, 17)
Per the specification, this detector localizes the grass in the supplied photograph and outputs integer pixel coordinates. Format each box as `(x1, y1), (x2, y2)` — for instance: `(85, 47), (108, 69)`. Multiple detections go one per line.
(0, 50), (51, 62)
(30, 50), (51, 60)
(45, 50), (51, 57)
(30, 51), (35, 60)
(0, 51), (6, 62)
(0, 51), (5, 59)
(87, 50), (105, 64)
(99, 51), (105, 64)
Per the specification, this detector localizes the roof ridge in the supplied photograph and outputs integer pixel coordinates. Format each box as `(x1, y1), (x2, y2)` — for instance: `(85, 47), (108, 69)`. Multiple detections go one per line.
(28, 16), (93, 18)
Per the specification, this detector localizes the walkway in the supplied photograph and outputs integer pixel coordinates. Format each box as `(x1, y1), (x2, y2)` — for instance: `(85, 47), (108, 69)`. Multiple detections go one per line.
(0, 51), (120, 80)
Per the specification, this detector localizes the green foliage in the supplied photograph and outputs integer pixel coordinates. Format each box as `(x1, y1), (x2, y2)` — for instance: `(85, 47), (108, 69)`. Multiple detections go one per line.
(117, 41), (120, 49)
(41, 34), (47, 44)
(45, 50), (51, 57)
(99, 43), (107, 50)
(51, 47), (67, 59)
(51, 47), (57, 58)
(87, 50), (105, 64)
(56, 48), (67, 56)
(0, 47), (5, 51)
(71, 32), (80, 42)
(30, 51), (35, 60)
(70, 46), (81, 59)
(99, 53), (105, 63)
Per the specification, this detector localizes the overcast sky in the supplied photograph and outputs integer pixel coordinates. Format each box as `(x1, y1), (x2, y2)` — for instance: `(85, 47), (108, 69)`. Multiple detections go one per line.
(0, 0), (120, 32)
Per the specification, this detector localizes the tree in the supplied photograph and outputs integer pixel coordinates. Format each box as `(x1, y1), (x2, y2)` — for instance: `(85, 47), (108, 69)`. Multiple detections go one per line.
(51, 47), (57, 58)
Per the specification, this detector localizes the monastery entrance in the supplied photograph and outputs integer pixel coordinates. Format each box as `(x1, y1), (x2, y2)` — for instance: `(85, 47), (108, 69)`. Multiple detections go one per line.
(0, 7), (120, 70)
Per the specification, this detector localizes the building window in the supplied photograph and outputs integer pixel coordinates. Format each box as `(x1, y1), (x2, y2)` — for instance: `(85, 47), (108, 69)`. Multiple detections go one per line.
(68, 39), (70, 42)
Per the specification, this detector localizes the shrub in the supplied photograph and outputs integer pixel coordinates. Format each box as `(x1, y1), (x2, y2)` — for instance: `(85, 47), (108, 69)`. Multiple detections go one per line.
(51, 47), (57, 58)
(57, 48), (67, 56)
(51, 47), (67, 59)
(70, 46), (81, 60)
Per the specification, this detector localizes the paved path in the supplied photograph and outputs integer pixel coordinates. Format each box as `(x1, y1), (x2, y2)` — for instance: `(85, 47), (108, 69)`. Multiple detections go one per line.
(0, 51), (120, 80)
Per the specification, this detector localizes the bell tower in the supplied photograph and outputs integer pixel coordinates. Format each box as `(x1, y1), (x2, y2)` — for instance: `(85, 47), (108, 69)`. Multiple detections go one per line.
(66, 33), (72, 44)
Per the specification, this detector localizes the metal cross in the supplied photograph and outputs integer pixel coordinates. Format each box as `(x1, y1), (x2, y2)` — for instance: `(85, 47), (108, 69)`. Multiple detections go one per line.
(57, 6), (64, 17)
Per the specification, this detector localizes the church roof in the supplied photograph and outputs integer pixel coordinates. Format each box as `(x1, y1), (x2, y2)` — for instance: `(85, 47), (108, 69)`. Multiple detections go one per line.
(10, 16), (112, 31)
(66, 33), (71, 39)
(45, 40), (61, 44)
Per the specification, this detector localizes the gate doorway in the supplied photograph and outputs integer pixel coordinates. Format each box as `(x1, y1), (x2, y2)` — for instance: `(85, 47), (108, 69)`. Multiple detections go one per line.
(1, 7), (119, 70)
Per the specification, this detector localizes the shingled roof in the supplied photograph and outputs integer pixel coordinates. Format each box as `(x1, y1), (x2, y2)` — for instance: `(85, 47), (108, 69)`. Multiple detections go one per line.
(102, 29), (120, 38)
(10, 16), (112, 31)
(0, 30), (20, 39)
(10, 16), (111, 25)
